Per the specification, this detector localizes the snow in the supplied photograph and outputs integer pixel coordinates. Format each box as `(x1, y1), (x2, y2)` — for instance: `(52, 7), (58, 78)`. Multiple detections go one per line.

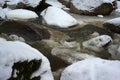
(6, 9), (38, 20)
(0, 7), (11, 19)
(0, 38), (53, 80)
(71, 0), (115, 11)
(0, 0), (4, 7)
(23, 0), (42, 7)
(97, 15), (104, 18)
(105, 17), (120, 26)
(46, 0), (65, 8)
(60, 58), (120, 80)
(0, 0), (41, 7)
(82, 35), (112, 51)
(41, 6), (78, 28)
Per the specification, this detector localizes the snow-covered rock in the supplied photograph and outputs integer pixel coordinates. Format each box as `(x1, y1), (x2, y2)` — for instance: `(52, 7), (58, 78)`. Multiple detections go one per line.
(0, 38), (53, 80)
(0, 7), (11, 19)
(60, 58), (120, 80)
(82, 35), (112, 51)
(0, 7), (6, 19)
(103, 17), (120, 34)
(6, 9), (38, 20)
(46, 0), (65, 8)
(70, 0), (116, 15)
(41, 6), (78, 28)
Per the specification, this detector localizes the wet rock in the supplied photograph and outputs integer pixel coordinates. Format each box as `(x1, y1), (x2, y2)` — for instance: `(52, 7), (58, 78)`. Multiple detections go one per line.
(58, 25), (113, 42)
(0, 20), (50, 42)
(108, 34), (120, 60)
(58, 0), (71, 7)
(103, 17), (120, 34)
(70, 0), (116, 16)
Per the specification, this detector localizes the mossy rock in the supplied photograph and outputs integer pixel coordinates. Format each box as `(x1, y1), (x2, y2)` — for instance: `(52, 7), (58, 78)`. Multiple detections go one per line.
(9, 59), (42, 80)
(58, 24), (114, 42)
(0, 20), (50, 42)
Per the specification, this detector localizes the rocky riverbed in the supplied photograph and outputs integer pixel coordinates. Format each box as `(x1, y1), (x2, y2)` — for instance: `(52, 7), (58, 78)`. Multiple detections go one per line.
(1, 0), (120, 80)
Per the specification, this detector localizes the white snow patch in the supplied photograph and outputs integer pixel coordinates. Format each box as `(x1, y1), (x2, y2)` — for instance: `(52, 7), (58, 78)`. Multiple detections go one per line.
(46, 0), (65, 8)
(61, 58), (120, 80)
(105, 17), (120, 26)
(97, 15), (104, 18)
(41, 6), (78, 28)
(6, 9), (38, 20)
(0, 38), (53, 80)
(71, 0), (115, 11)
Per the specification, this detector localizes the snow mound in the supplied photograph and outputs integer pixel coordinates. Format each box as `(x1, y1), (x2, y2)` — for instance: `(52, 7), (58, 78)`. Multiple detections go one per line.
(61, 58), (120, 80)
(71, 0), (115, 11)
(6, 9), (38, 20)
(105, 17), (120, 26)
(41, 6), (78, 28)
(0, 38), (53, 80)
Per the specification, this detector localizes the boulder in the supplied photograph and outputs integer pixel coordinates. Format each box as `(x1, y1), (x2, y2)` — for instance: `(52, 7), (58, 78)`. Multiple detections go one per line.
(58, 0), (71, 7)
(0, 38), (53, 80)
(41, 6), (78, 28)
(6, 9), (38, 20)
(103, 17), (120, 34)
(70, 0), (116, 15)
(60, 58), (120, 80)
(0, 21), (50, 42)
(82, 35), (112, 51)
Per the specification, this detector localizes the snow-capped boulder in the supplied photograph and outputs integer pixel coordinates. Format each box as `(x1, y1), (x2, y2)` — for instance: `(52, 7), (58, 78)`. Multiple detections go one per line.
(41, 6), (78, 28)
(82, 35), (112, 51)
(103, 17), (120, 34)
(6, 9), (38, 20)
(60, 58), (120, 80)
(0, 38), (54, 80)
(70, 0), (116, 15)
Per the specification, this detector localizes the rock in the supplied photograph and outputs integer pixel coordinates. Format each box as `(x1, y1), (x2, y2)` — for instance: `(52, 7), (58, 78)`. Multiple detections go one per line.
(58, 0), (71, 7)
(58, 25), (113, 42)
(41, 6), (78, 28)
(70, 0), (116, 15)
(6, 9), (38, 20)
(103, 17), (120, 34)
(0, 21), (50, 42)
(82, 35), (112, 52)
(60, 58), (120, 80)
(108, 34), (120, 60)
(0, 38), (54, 80)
